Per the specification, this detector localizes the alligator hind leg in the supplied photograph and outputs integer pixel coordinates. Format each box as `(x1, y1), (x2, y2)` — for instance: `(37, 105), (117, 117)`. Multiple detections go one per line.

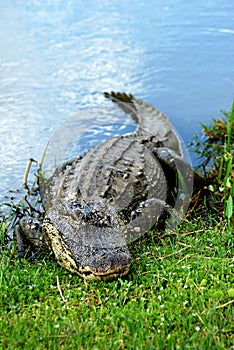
(152, 147), (194, 209)
(153, 148), (194, 185)
(14, 219), (44, 259)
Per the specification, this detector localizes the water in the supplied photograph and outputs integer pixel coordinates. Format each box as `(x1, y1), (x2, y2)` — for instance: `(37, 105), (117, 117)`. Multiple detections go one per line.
(0, 0), (233, 201)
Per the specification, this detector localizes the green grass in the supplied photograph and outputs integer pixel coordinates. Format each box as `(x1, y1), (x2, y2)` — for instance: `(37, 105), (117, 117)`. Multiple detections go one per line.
(0, 104), (233, 350)
(1, 222), (233, 350)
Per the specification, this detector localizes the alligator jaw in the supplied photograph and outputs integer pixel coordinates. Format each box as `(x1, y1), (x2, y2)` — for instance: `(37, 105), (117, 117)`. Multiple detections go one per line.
(78, 249), (132, 281)
(78, 265), (131, 281)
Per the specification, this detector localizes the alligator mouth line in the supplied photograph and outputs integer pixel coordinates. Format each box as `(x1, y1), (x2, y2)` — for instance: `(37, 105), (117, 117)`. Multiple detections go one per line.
(78, 266), (131, 281)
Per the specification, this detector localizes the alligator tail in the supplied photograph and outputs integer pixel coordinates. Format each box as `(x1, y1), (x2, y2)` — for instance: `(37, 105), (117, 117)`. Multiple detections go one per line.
(104, 91), (182, 156)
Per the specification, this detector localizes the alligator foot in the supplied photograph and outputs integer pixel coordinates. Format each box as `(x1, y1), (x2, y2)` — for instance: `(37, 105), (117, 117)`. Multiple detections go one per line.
(14, 219), (44, 260)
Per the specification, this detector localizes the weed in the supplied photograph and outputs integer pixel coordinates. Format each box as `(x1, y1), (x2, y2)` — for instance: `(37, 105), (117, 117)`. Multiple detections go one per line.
(190, 101), (234, 230)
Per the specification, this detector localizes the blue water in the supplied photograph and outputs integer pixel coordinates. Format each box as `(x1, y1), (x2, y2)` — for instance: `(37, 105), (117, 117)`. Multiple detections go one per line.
(0, 0), (233, 200)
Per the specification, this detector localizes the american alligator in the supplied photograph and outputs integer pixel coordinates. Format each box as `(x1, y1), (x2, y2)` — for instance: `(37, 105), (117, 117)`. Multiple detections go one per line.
(14, 92), (194, 280)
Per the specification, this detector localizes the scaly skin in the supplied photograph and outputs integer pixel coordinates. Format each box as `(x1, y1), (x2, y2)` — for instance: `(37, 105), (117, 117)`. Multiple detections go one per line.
(15, 92), (193, 280)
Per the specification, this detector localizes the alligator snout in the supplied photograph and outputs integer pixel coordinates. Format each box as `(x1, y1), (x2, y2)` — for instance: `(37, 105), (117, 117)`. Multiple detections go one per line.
(80, 247), (132, 280)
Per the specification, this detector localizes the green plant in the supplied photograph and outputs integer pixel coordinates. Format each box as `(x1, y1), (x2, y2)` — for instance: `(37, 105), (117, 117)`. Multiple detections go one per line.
(190, 102), (234, 230)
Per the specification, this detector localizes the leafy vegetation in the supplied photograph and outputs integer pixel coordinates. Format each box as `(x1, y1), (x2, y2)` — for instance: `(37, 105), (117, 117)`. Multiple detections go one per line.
(190, 101), (234, 230)
(0, 104), (233, 349)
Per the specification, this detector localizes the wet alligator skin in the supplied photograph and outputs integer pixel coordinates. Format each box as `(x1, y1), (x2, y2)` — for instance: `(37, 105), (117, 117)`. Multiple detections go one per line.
(15, 92), (192, 281)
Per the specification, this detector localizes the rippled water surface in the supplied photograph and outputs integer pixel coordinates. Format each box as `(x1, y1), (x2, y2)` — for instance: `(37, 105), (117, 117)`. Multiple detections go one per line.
(0, 0), (233, 200)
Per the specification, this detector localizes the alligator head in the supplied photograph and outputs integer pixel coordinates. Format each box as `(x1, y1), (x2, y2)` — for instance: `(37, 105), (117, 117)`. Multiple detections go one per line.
(43, 199), (132, 280)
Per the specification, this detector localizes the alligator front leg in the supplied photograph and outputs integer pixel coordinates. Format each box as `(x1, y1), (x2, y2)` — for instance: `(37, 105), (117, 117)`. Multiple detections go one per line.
(124, 198), (182, 243)
(14, 219), (44, 259)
